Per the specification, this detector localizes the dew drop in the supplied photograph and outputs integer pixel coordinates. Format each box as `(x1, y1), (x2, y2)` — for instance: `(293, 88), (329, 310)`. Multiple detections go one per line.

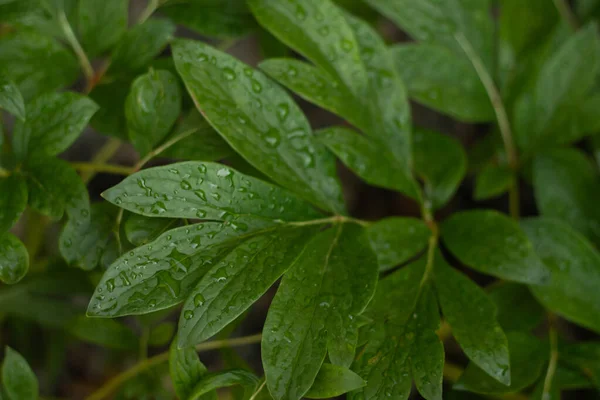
(194, 293), (205, 307)
(222, 67), (236, 81)
(106, 279), (116, 293)
(180, 180), (192, 190)
(196, 209), (207, 218)
(194, 190), (207, 201)
(184, 310), (194, 320)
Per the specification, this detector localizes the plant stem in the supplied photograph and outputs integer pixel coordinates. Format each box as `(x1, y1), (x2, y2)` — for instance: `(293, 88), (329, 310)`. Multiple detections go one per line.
(455, 32), (520, 219)
(85, 333), (262, 400)
(72, 162), (134, 176)
(133, 128), (197, 171)
(81, 138), (123, 184)
(249, 379), (267, 400)
(137, 0), (160, 24)
(553, 0), (579, 30)
(58, 11), (94, 82)
(542, 314), (559, 399)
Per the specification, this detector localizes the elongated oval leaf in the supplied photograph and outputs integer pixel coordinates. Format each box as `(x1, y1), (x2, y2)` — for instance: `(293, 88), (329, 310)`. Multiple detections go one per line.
(533, 148), (600, 245)
(434, 253), (510, 386)
(172, 39), (345, 214)
(262, 223), (378, 400)
(125, 69), (181, 155)
(0, 233), (29, 284)
(169, 336), (214, 400)
(305, 364), (365, 399)
(0, 79), (25, 120)
(2, 347), (38, 400)
(488, 283), (545, 332)
(522, 217), (600, 333)
(0, 175), (27, 234)
(78, 0), (127, 57)
(441, 210), (550, 284)
(124, 214), (178, 246)
(12, 91), (98, 160)
(103, 162), (322, 222)
(474, 163), (514, 201)
(178, 225), (318, 346)
(366, 217), (430, 271)
(188, 370), (260, 400)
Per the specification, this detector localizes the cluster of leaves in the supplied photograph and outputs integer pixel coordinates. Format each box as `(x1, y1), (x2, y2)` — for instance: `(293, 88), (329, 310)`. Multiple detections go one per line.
(1, 0), (600, 399)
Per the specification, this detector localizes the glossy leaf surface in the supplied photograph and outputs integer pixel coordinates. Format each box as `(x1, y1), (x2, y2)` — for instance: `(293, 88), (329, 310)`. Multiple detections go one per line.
(0, 175), (27, 234)
(2, 347), (38, 400)
(262, 223), (378, 400)
(441, 210), (549, 284)
(305, 364), (365, 399)
(522, 218), (600, 333)
(0, 79), (25, 120)
(103, 162), (322, 222)
(172, 39), (345, 214)
(0, 233), (29, 284)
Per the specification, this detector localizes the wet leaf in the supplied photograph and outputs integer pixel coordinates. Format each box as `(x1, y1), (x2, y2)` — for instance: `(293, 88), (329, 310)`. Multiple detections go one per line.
(441, 210), (550, 284)
(125, 69), (181, 155)
(2, 347), (38, 400)
(366, 217), (430, 271)
(172, 40), (345, 213)
(474, 164), (514, 201)
(103, 161), (322, 222)
(169, 336), (216, 400)
(78, 0), (127, 57)
(391, 44), (492, 122)
(188, 370), (260, 400)
(455, 332), (546, 394)
(124, 214), (178, 247)
(0, 79), (25, 120)
(263, 223), (378, 400)
(487, 283), (545, 332)
(24, 156), (90, 221)
(413, 129), (467, 209)
(0, 175), (28, 234)
(522, 218), (600, 334)
(305, 364), (365, 399)
(178, 225), (319, 346)
(0, 233), (29, 285)
(434, 254), (510, 386)
(533, 148), (600, 245)
(12, 91), (98, 160)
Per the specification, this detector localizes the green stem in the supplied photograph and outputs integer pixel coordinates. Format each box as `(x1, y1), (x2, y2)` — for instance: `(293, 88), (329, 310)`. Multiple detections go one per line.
(553, 0), (579, 30)
(72, 162), (134, 176)
(249, 379), (267, 400)
(81, 138), (123, 184)
(542, 314), (559, 399)
(454, 32), (520, 219)
(139, 327), (150, 360)
(85, 333), (262, 400)
(133, 128), (197, 171)
(288, 215), (370, 227)
(137, 0), (159, 24)
(58, 11), (94, 82)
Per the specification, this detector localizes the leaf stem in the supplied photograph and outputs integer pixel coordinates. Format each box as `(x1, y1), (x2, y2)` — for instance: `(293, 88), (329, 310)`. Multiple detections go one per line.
(248, 379), (267, 400)
(85, 333), (262, 400)
(58, 11), (94, 82)
(137, 0), (160, 24)
(81, 138), (123, 184)
(288, 215), (370, 227)
(72, 162), (134, 176)
(553, 0), (579, 30)
(454, 32), (520, 219)
(542, 314), (559, 399)
(133, 128), (197, 171)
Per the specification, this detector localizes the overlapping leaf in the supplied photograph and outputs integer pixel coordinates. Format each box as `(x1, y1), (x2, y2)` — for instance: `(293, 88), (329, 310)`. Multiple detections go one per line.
(263, 223), (378, 400)
(305, 364), (365, 399)
(169, 336), (216, 400)
(124, 214), (178, 247)
(172, 39), (345, 214)
(78, 0), (127, 57)
(0, 175), (27, 234)
(0, 233), (29, 285)
(0, 79), (25, 120)
(474, 164), (514, 201)
(2, 347), (38, 400)
(487, 283), (545, 332)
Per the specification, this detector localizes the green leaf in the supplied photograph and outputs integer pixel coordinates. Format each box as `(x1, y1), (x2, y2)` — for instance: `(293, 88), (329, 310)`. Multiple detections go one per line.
(391, 44), (493, 122)
(351, 259), (443, 400)
(67, 316), (138, 350)
(305, 364), (365, 399)
(109, 19), (175, 73)
(366, 217), (430, 271)
(0, 80), (25, 120)
(160, 0), (256, 38)
(103, 161), (322, 222)
(24, 157), (90, 221)
(124, 214), (178, 247)
(561, 342), (600, 388)
(89, 78), (130, 139)
(248, 0), (368, 101)
(178, 225), (319, 346)
(0, 233), (29, 285)
(172, 39), (345, 213)
(2, 347), (38, 400)
(78, 0), (127, 57)
(169, 336), (214, 400)
(317, 126), (418, 199)
(474, 163), (514, 201)
(188, 370), (260, 400)
(0, 29), (78, 100)
(413, 128), (467, 209)
(12, 92), (98, 160)
(262, 223), (378, 400)
(125, 69), (181, 155)
(0, 175), (27, 234)
(533, 148), (600, 245)
(60, 203), (119, 271)
(515, 23), (600, 150)
(161, 110), (233, 161)
(441, 210), (550, 284)
(487, 283), (545, 332)
(365, 0), (494, 68)
(455, 332), (546, 394)
(434, 253), (510, 386)
(148, 322), (175, 347)
(521, 217), (600, 334)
